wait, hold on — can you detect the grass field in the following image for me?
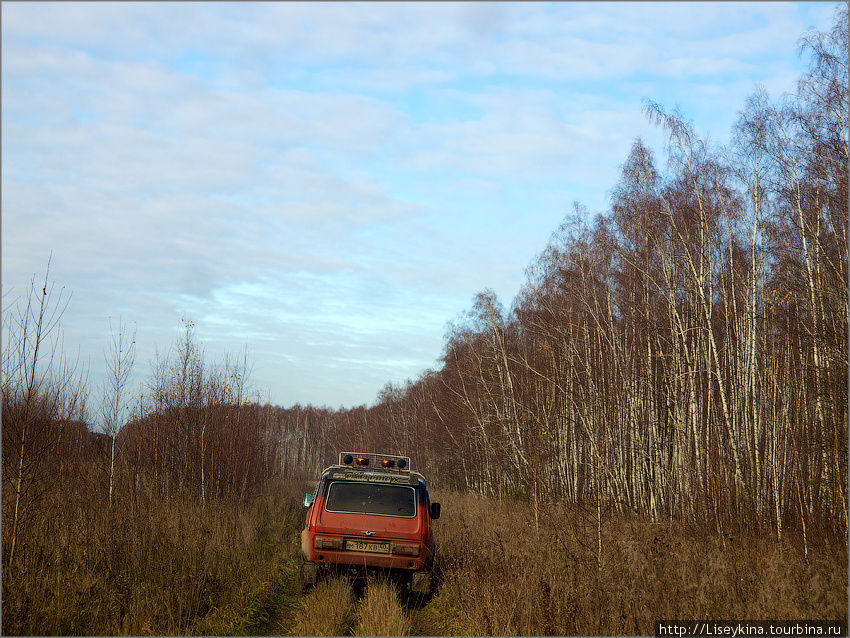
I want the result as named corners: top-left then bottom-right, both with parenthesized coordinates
top-left (3, 484), bottom-right (846, 635)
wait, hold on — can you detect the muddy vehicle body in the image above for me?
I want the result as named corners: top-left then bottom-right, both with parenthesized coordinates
top-left (299, 452), bottom-right (440, 595)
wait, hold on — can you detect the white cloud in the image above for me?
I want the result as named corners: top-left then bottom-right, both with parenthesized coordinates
top-left (2, 1), bottom-right (839, 409)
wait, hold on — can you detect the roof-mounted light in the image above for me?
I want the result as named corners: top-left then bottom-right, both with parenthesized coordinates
top-left (337, 452), bottom-right (412, 471)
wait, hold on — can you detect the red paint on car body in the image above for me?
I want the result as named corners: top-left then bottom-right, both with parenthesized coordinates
top-left (300, 454), bottom-right (438, 574)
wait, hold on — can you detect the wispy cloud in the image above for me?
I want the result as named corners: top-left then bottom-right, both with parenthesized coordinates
top-left (2, 1), bottom-right (839, 411)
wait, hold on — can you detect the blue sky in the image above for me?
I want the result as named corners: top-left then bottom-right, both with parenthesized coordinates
top-left (2, 1), bottom-right (840, 415)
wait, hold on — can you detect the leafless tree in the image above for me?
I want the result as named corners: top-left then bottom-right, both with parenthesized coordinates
top-left (101, 317), bottom-right (136, 507)
top-left (2, 257), bottom-right (72, 571)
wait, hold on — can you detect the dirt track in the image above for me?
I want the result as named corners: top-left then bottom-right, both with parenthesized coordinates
top-left (284, 572), bottom-right (438, 636)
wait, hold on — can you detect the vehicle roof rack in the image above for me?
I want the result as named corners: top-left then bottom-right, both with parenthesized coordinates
top-left (337, 452), bottom-right (411, 471)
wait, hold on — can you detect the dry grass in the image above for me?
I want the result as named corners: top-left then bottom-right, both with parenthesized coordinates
top-left (290, 575), bottom-right (354, 636)
top-left (426, 490), bottom-right (848, 636)
top-left (352, 578), bottom-right (411, 637)
top-left (1, 478), bottom-right (305, 636)
top-left (4, 479), bottom-right (844, 636)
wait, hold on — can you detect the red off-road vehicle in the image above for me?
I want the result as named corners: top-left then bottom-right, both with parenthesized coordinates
top-left (299, 452), bottom-right (441, 596)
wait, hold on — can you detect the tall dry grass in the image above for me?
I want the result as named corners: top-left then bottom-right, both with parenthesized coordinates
top-left (352, 578), bottom-right (411, 637)
top-left (1, 478), bottom-right (305, 636)
top-left (4, 476), bottom-right (844, 636)
top-left (290, 575), bottom-right (412, 637)
top-left (426, 490), bottom-right (848, 636)
top-left (290, 575), bottom-right (354, 636)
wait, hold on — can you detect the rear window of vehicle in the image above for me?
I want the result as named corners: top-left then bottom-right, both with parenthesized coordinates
top-left (325, 482), bottom-right (416, 517)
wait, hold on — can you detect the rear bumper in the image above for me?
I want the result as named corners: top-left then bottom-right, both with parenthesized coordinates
top-left (307, 547), bottom-right (426, 570)
top-left (301, 528), bottom-right (433, 571)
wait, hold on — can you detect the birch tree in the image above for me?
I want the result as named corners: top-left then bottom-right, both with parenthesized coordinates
top-left (2, 258), bottom-right (72, 572)
top-left (101, 317), bottom-right (136, 508)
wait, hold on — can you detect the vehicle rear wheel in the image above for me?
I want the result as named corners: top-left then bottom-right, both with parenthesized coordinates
top-left (410, 571), bottom-right (430, 594)
top-left (404, 570), bottom-right (432, 607)
top-left (299, 561), bottom-right (318, 592)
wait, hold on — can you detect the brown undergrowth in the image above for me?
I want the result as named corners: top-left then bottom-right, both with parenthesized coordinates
top-left (352, 577), bottom-right (412, 637)
top-left (3, 483), bottom-right (845, 636)
top-left (290, 575), bottom-right (354, 636)
top-left (1, 477), bottom-right (304, 636)
top-left (292, 574), bottom-right (412, 637)
top-left (426, 490), bottom-right (848, 636)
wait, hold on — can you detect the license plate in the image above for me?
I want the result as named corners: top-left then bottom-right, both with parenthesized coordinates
top-left (345, 539), bottom-right (390, 553)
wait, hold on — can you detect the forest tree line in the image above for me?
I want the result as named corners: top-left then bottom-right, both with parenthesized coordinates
top-left (2, 8), bottom-right (846, 578)
top-left (273, 9), bottom-right (848, 540)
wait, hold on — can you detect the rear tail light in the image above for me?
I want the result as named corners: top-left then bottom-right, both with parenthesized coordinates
top-left (381, 459), bottom-right (396, 468)
top-left (314, 537), bottom-right (344, 549)
top-left (356, 457), bottom-right (370, 466)
top-left (391, 543), bottom-right (420, 556)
